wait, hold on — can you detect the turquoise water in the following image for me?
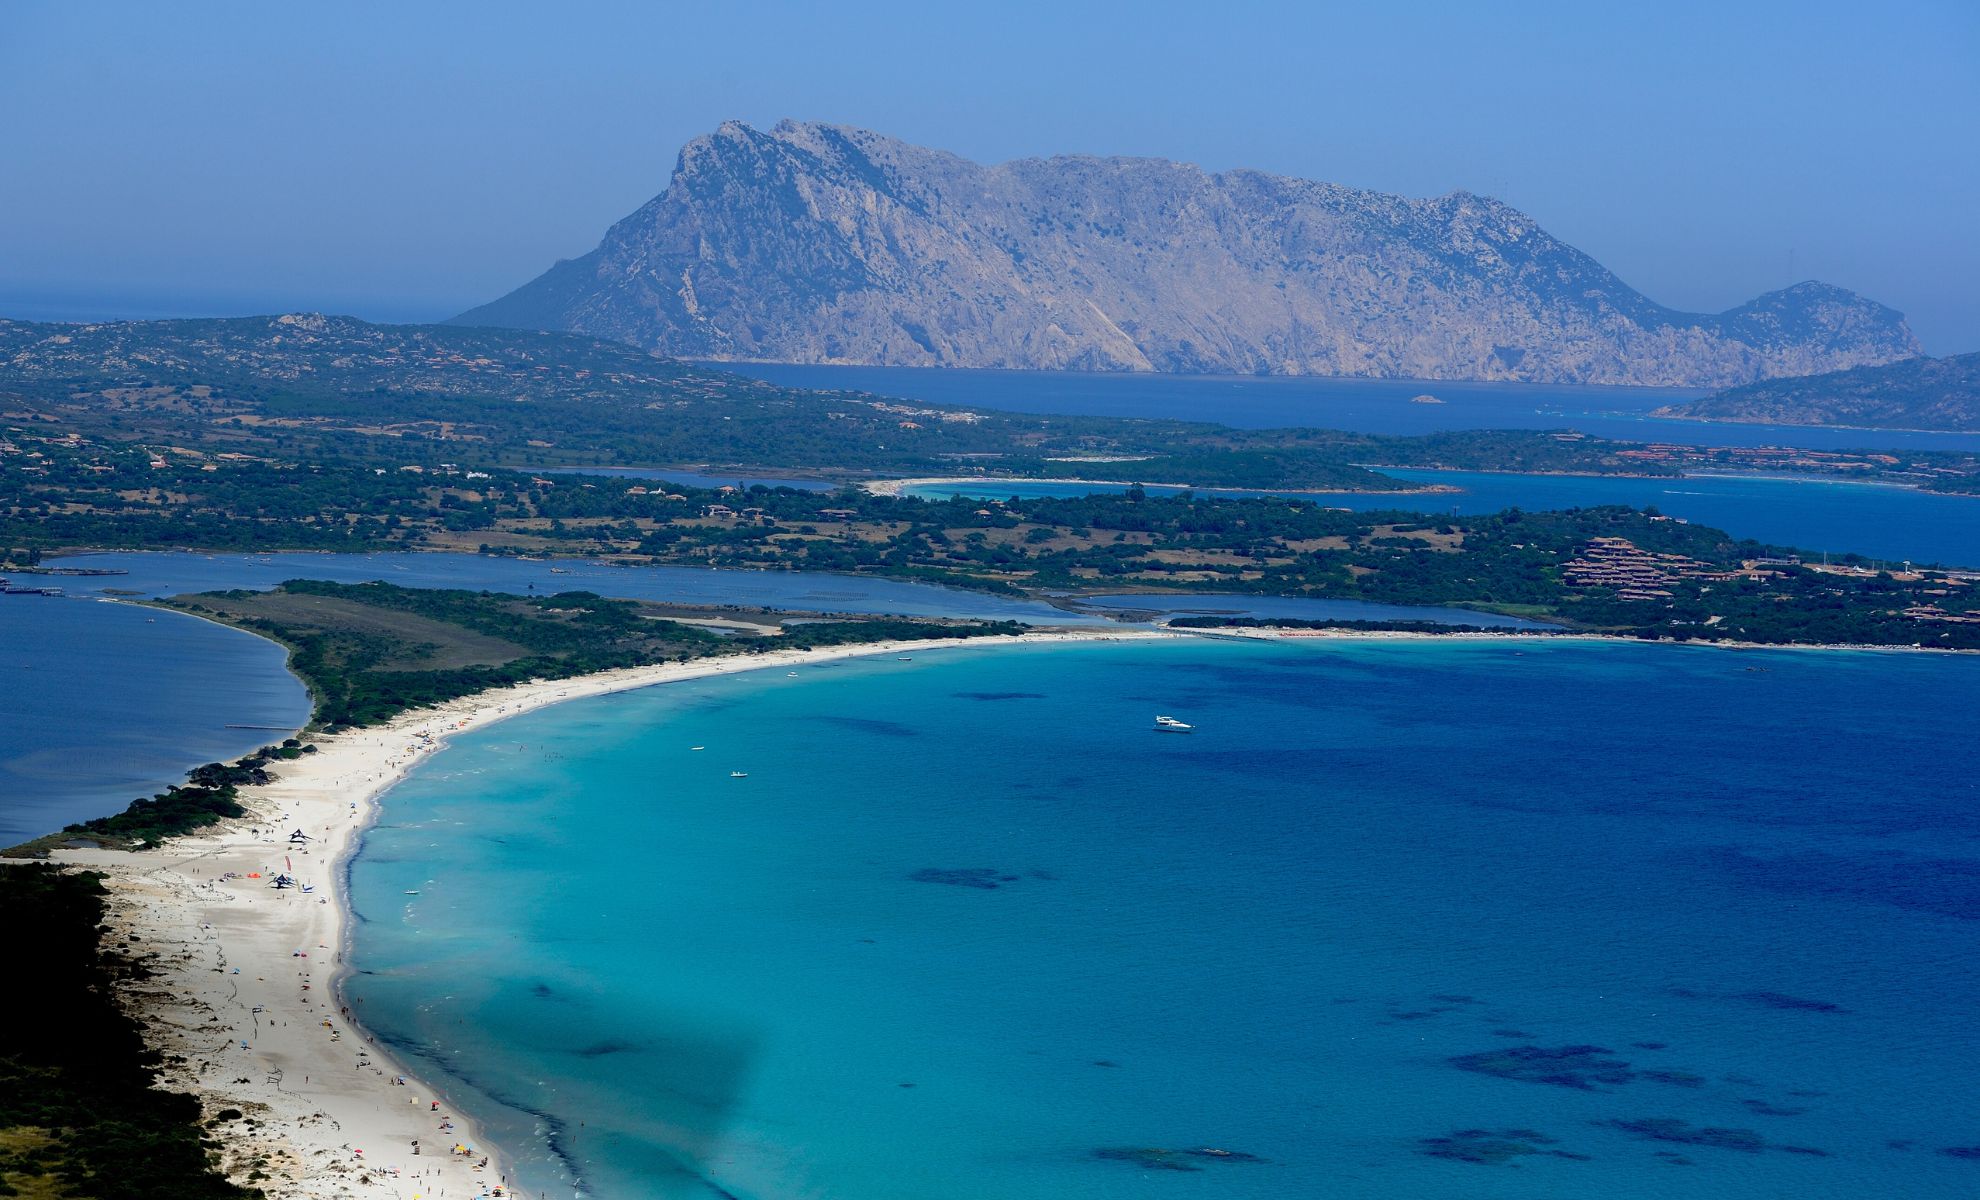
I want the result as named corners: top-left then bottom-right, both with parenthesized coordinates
top-left (348, 638), bottom-right (1980, 1198)
top-left (906, 471), bottom-right (1980, 568)
top-left (0, 598), bottom-right (309, 843)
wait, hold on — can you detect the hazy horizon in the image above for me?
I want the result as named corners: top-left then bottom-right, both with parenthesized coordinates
top-left (3, 1), bottom-right (1974, 353)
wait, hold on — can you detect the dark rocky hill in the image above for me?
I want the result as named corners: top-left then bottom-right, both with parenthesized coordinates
top-left (1659, 352), bottom-right (1980, 431)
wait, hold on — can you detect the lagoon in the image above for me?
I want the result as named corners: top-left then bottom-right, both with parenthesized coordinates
top-left (41, 551), bottom-right (1103, 625)
top-left (0, 598), bottom-right (309, 844)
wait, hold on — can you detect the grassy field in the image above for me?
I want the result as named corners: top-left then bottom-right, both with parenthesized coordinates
top-left (176, 589), bottom-right (536, 671)
top-left (161, 580), bottom-right (1028, 731)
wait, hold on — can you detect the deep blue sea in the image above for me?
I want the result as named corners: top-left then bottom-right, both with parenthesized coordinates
top-left (0, 598), bottom-right (309, 844)
top-left (725, 363), bottom-right (1980, 453)
top-left (906, 471), bottom-right (1980, 569)
top-left (348, 637), bottom-right (1980, 1199)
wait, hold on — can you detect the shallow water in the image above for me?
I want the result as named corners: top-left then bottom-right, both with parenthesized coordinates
top-left (348, 637), bottom-right (1980, 1198)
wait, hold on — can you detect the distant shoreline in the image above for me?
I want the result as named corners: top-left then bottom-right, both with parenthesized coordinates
top-left (863, 474), bottom-right (1456, 497)
top-left (1648, 408), bottom-right (1980, 438)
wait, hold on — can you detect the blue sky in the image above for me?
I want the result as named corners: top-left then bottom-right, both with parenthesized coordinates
top-left (2, 0), bottom-right (1974, 352)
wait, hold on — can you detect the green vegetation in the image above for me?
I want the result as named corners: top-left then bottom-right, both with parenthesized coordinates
top-left (163, 581), bottom-right (1022, 730)
top-left (0, 314), bottom-right (1684, 489)
top-left (1669, 350), bottom-right (1980, 435)
top-left (0, 864), bottom-right (260, 1199)
top-left (3, 586), bottom-right (1018, 857)
top-left (16, 312), bottom-right (1968, 494)
top-left (7, 743), bottom-right (315, 857)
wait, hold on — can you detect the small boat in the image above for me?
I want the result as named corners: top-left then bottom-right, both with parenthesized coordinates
top-left (690, 745), bottom-right (705, 751)
top-left (898, 656), bottom-right (913, 662)
top-left (404, 890), bottom-right (421, 895)
top-left (787, 671), bottom-right (799, 677)
top-left (1154, 715), bottom-right (1193, 732)
top-left (730, 771), bottom-right (749, 779)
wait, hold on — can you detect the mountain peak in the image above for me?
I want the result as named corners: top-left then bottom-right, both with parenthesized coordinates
top-left (453, 122), bottom-right (1919, 386)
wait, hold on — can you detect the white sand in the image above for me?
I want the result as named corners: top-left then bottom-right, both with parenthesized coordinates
top-left (45, 630), bottom-right (1164, 1199)
top-left (861, 475), bottom-right (1452, 497)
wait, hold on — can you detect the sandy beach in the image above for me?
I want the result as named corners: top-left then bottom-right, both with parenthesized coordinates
top-left (45, 629), bottom-right (1164, 1199)
top-left (861, 474), bottom-right (1454, 497)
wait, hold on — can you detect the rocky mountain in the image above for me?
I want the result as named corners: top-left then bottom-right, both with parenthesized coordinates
top-left (1659, 352), bottom-right (1980, 432)
top-left (454, 120), bottom-right (1920, 387)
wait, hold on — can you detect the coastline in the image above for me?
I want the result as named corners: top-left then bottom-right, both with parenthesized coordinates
top-left (863, 474), bottom-right (1455, 497)
top-left (40, 629), bottom-right (1169, 1199)
top-left (1193, 624), bottom-right (1979, 654)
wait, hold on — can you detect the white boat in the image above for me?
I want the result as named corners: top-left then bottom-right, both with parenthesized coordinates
top-left (1154, 715), bottom-right (1193, 732)
top-left (730, 771), bottom-right (748, 778)
top-left (690, 746), bottom-right (705, 751)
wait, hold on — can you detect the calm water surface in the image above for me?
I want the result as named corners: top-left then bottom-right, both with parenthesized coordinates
top-left (0, 598), bottom-right (309, 843)
top-left (348, 638), bottom-right (1980, 1199)
top-left (43, 551), bottom-right (1102, 624)
top-left (726, 363), bottom-right (1980, 453)
top-left (906, 471), bottom-right (1980, 568)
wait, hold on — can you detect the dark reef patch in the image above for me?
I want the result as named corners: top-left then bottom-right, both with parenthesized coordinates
top-left (814, 715), bottom-right (919, 737)
top-left (1092, 1146), bottom-right (1265, 1172)
top-left (1449, 1045), bottom-right (1635, 1090)
top-left (909, 867), bottom-right (1023, 889)
top-left (1418, 1128), bottom-right (1588, 1165)
top-left (1670, 985), bottom-right (1847, 1013)
top-left (1639, 1069), bottom-right (1706, 1088)
top-left (1740, 1099), bottom-right (1810, 1117)
top-left (1941, 1146), bottom-right (1980, 1160)
top-left (573, 1039), bottom-right (641, 1058)
top-left (1598, 1118), bottom-right (1829, 1157)
top-left (1705, 846), bottom-right (1980, 921)
top-left (1599, 1118), bottom-right (1765, 1153)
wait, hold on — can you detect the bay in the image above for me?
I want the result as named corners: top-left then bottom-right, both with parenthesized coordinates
top-left (347, 637), bottom-right (1980, 1199)
top-left (726, 362), bottom-right (1980, 453)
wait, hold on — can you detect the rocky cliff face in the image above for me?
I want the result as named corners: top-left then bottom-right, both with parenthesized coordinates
top-left (454, 120), bottom-right (1920, 387)
top-left (1660, 352), bottom-right (1980, 431)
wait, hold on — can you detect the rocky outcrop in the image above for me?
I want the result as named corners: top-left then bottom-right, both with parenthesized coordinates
top-left (454, 120), bottom-right (1920, 387)
top-left (1659, 352), bottom-right (1980, 431)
